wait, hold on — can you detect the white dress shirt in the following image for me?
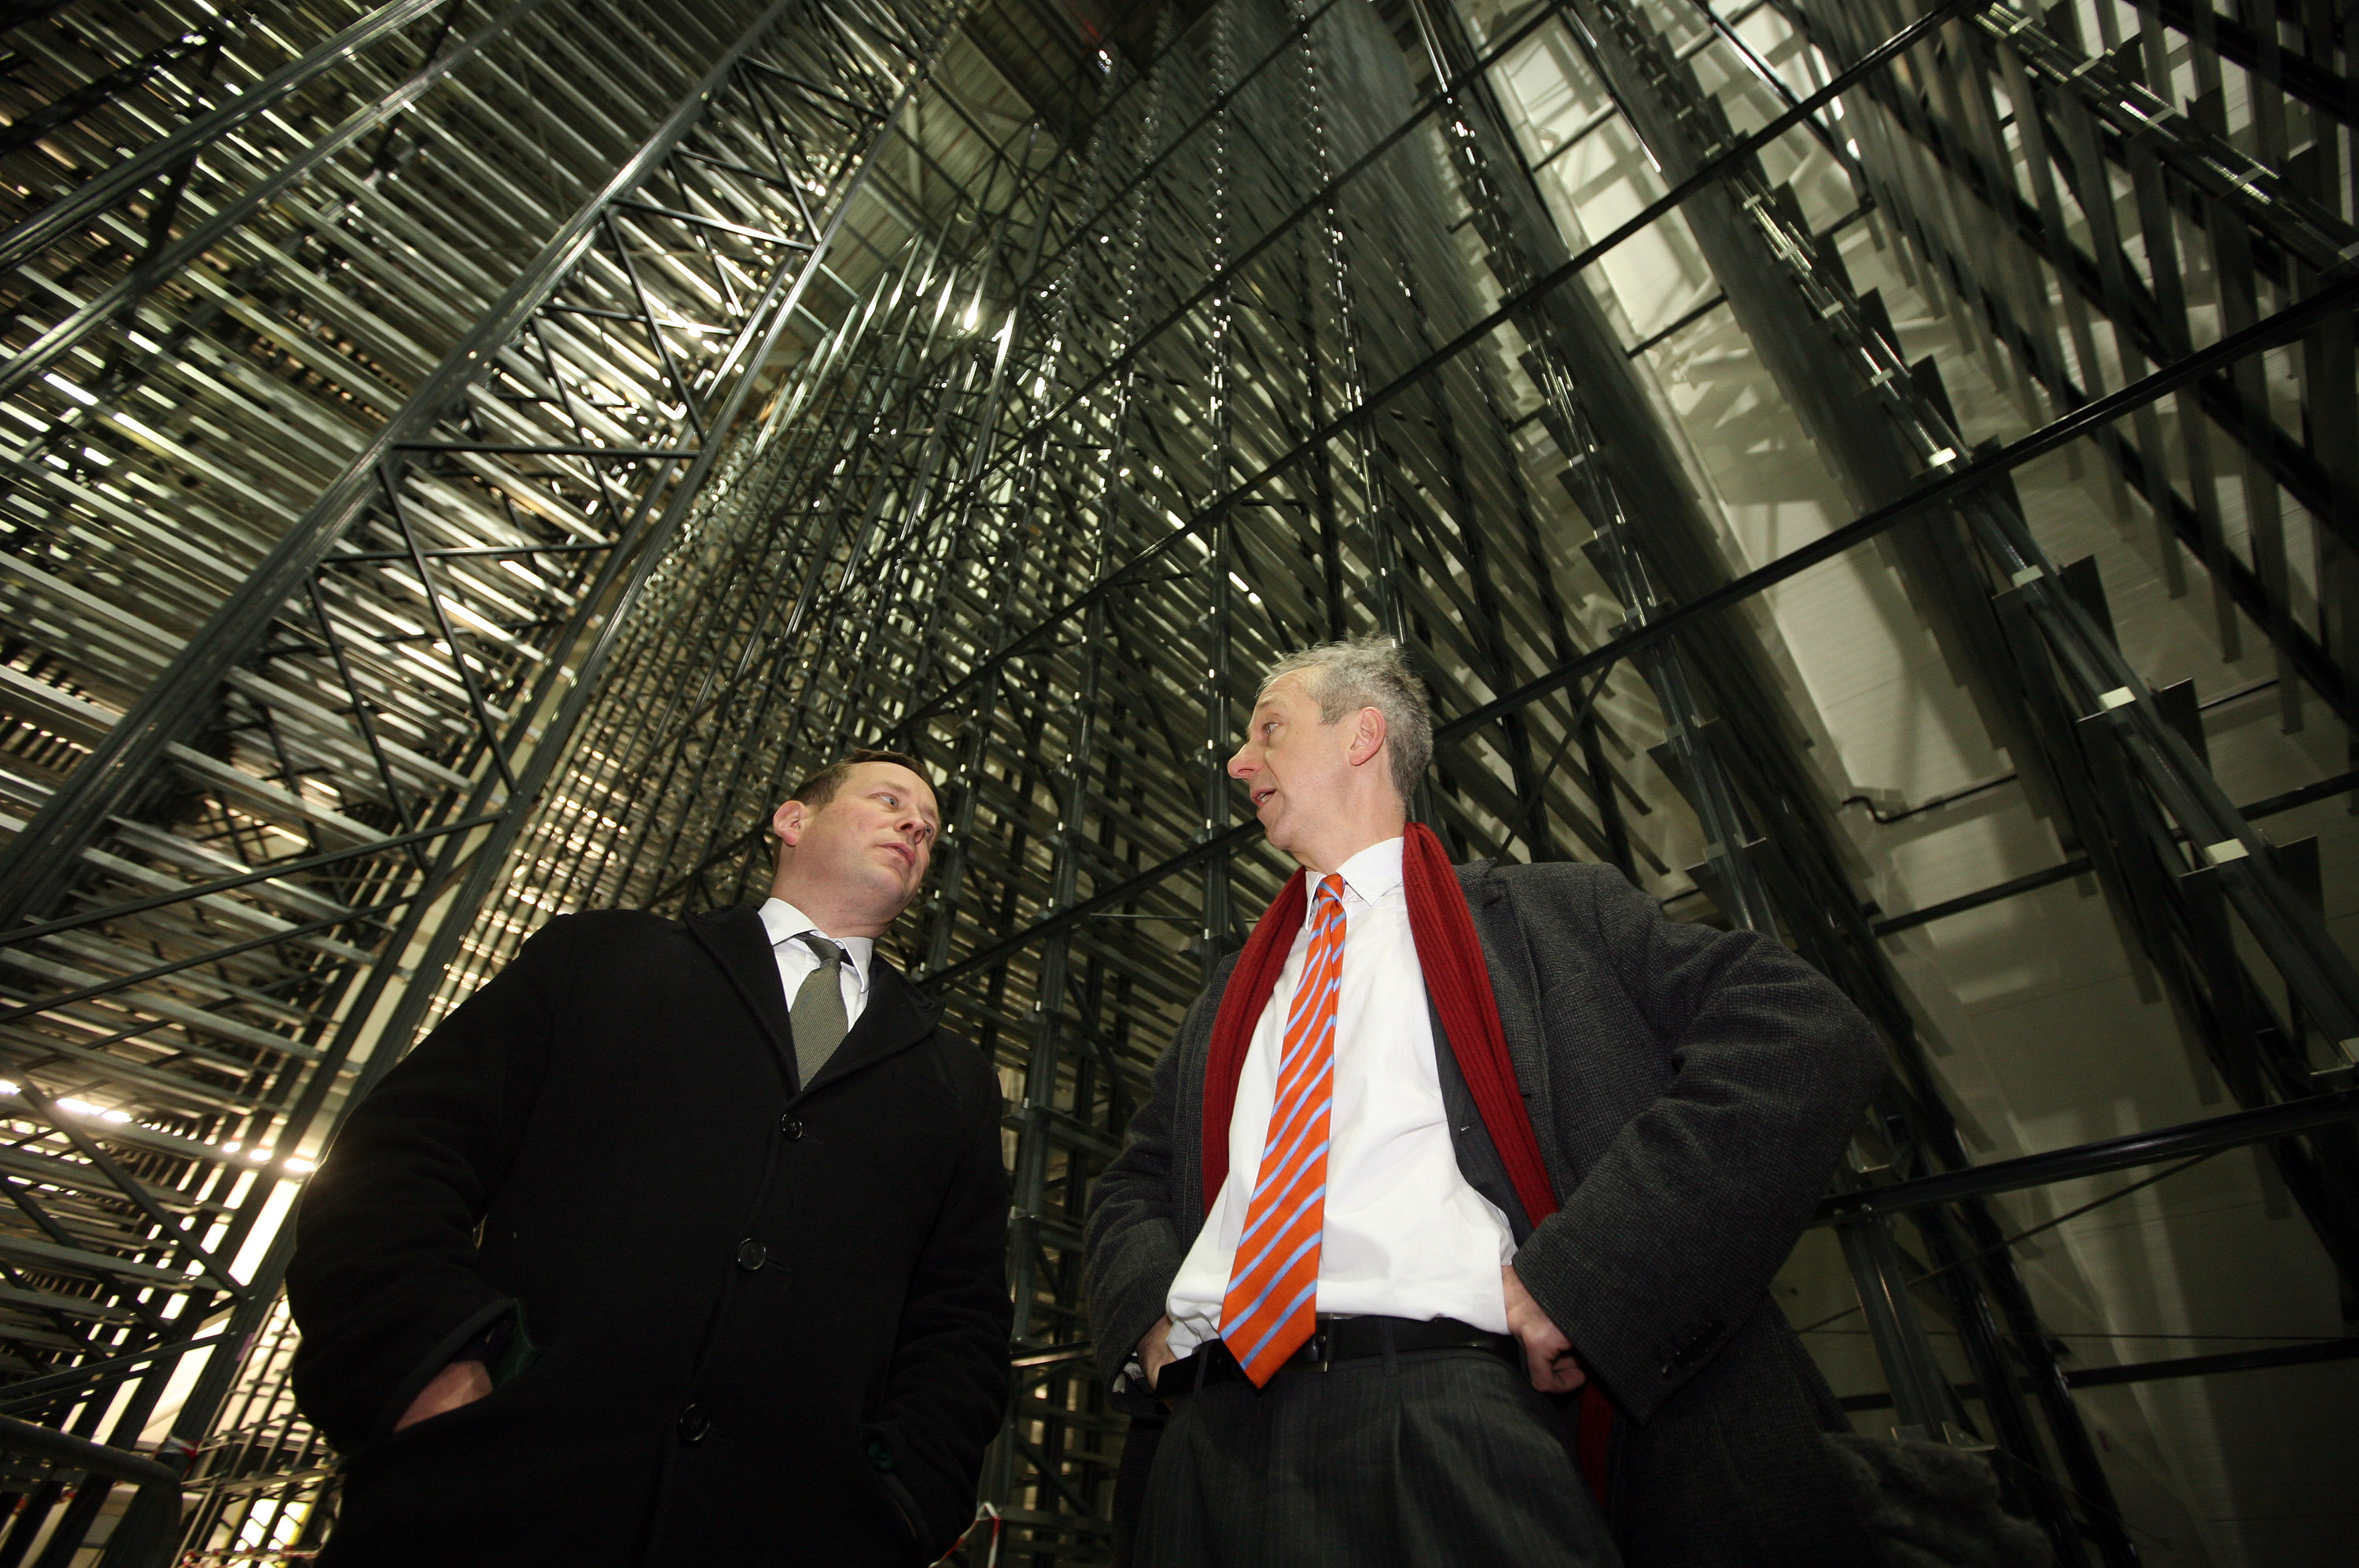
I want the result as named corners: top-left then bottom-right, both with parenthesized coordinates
top-left (1163, 837), bottom-right (1514, 1357)
top-left (757, 897), bottom-right (874, 1028)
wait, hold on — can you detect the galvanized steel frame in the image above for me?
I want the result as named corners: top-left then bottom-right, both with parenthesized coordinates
top-left (0, 0), bottom-right (2352, 1562)
top-left (0, 0), bottom-right (980, 1555)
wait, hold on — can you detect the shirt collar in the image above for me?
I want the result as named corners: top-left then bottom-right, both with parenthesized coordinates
top-left (1327, 835), bottom-right (1405, 906)
top-left (757, 897), bottom-right (874, 993)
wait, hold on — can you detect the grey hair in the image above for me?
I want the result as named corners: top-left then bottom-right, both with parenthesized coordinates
top-left (1258, 635), bottom-right (1433, 804)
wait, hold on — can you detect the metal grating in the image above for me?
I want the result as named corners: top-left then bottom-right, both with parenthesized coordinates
top-left (0, 0), bottom-right (2350, 1560)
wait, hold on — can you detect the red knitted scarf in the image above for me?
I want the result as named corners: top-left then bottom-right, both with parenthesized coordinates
top-left (1198, 823), bottom-right (1614, 1500)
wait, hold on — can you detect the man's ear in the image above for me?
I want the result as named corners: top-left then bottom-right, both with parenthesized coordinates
top-left (771, 798), bottom-right (804, 848)
top-left (1347, 705), bottom-right (1389, 770)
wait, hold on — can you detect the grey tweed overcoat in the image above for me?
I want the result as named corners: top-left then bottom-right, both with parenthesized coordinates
top-left (1085, 859), bottom-right (1889, 1568)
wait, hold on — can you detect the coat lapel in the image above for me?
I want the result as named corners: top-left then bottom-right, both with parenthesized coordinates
top-left (1457, 862), bottom-right (1574, 1196)
top-left (1168, 953), bottom-right (1237, 1248)
top-left (686, 904), bottom-right (797, 1089)
top-left (797, 958), bottom-right (940, 1101)
top-left (688, 907), bottom-right (944, 1099)
top-left (1427, 992), bottom-right (1534, 1242)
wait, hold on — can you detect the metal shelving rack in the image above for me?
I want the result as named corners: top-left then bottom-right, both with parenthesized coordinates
top-left (0, 0), bottom-right (2350, 1560)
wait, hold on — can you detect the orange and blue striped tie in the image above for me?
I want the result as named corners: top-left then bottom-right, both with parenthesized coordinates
top-left (1221, 874), bottom-right (1347, 1386)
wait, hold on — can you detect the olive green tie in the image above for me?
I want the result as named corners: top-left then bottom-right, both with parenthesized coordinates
top-left (790, 934), bottom-right (849, 1088)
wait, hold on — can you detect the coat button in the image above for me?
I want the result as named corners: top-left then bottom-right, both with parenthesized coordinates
top-left (676, 1404), bottom-right (709, 1444)
top-left (779, 1114), bottom-right (804, 1139)
top-left (735, 1239), bottom-right (767, 1271)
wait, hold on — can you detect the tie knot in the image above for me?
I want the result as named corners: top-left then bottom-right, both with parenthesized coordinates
top-left (800, 933), bottom-right (844, 966)
top-left (1315, 874), bottom-right (1345, 904)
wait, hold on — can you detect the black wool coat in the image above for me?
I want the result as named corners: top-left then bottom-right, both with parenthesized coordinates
top-left (288, 904), bottom-right (1012, 1567)
top-left (1085, 860), bottom-right (1889, 1568)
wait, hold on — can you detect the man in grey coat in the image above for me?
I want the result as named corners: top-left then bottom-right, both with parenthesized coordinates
top-left (1084, 636), bottom-right (1889, 1568)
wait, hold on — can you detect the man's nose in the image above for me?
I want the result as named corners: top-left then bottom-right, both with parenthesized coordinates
top-left (1225, 745), bottom-right (1253, 779)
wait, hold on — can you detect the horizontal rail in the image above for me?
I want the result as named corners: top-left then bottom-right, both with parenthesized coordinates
top-left (0, 0), bottom-right (805, 937)
top-left (0, 1414), bottom-right (178, 1489)
top-left (0, 814), bottom-right (501, 951)
top-left (1835, 1334), bottom-right (2359, 1410)
top-left (893, 0), bottom-right (2004, 736)
top-left (0, 1414), bottom-right (179, 1567)
top-left (1869, 768), bottom-right (2359, 937)
top-left (0, 1333), bottom-right (230, 1414)
top-left (0, 0), bottom-right (451, 275)
top-left (919, 267), bottom-right (2359, 996)
top-left (392, 443), bottom-right (701, 458)
top-left (1817, 1090), bottom-right (2359, 1222)
top-left (0, 0), bottom-right (555, 406)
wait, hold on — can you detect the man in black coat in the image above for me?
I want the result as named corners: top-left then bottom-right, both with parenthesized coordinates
top-left (289, 749), bottom-right (1012, 1567)
top-left (1084, 639), bottom-right (1890, 1567)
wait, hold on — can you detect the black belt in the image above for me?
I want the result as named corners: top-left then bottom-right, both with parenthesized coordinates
top-left (1157, 1316), bottom-right (1518, 1397)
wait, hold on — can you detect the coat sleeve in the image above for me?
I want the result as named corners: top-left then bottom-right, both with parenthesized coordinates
top-left (286, 916), bottom-right (572, 1450)
top-left (1507, 867), bottom-right (1886, 1423)
top-left (862, 1041), bottom-right (1014, 1559)
top-left (1081, 985), bottom-right (1207, 1396)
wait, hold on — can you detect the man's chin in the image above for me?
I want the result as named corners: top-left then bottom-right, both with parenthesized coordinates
top-left (1256, 808), bottom-right (1299, 855)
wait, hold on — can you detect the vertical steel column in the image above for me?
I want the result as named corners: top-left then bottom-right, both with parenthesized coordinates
top-left (999, 11), bottom-right (1176, 1525)
top-left (1202, 3), bottom-right (1242, 981)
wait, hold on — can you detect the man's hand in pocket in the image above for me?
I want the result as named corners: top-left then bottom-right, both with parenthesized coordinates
top-left (396, 1359), bottom-right (492, 1430)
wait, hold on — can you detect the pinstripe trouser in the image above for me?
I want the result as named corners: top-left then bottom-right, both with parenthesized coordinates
top-left (1134, 1347), bottom-right (1625, 1568)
